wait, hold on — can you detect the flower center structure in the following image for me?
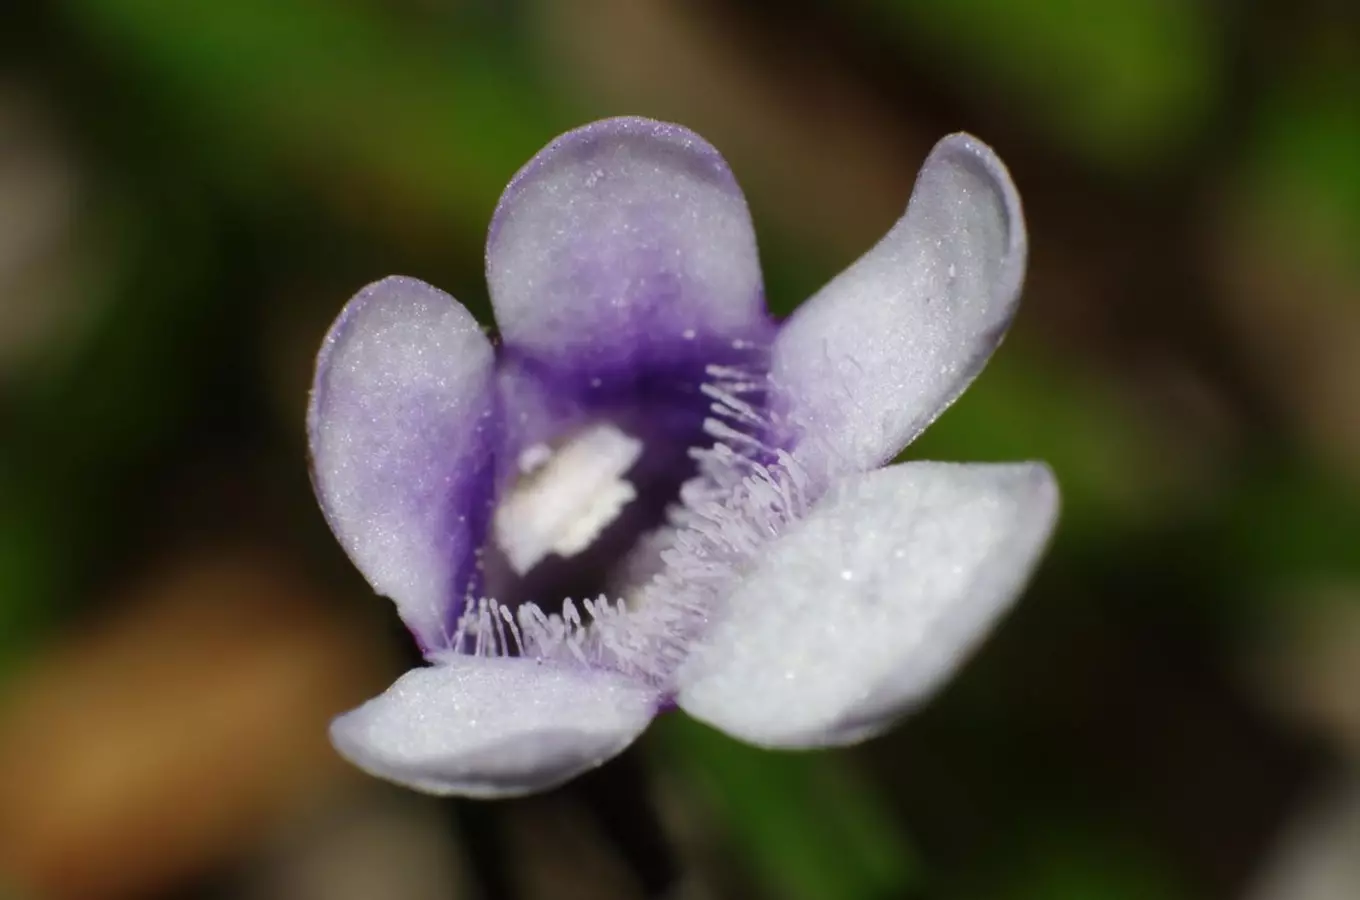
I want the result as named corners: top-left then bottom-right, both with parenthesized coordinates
top-left (451, 347), bottom-right (795, 687)
top-left (493, 423), bottom-right (644, 576)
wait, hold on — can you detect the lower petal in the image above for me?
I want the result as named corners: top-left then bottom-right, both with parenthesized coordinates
top-left (330, 656), bottom-right (660, 798)
top-left (676, 461), bottom-right (1057, 749)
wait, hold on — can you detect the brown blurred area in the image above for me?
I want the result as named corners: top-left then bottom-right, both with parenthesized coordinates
top-left (0, 550), bottom-right (383, 898)
top-left (1, 1), bottom-right (1359, 899)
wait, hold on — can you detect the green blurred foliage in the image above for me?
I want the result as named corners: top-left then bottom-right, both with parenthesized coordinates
top-left (66, 0), bottom-right (561, 238)
top-left (654, 716), bottom-right (919, 900)
top-left (1000, 825), bottom-right (1193, 900)
top-left (853, 0), bottom-right (1223, 170)
top-left (1248, 60), bottom-right (1360, 246)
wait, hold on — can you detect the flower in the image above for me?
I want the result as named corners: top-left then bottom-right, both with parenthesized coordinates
top-left (308, 117), bottom-right (1058, 798)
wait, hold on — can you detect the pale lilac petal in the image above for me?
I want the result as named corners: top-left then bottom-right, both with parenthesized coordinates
top-left (773, 134), bottom-right (1027, 479)
top-left (486, 117), bottom-right (769, 369)
top-left (308, 276), bottom-right (499, 651)
top-left (677, 461), bottom-right (1057, 748)
top-left (330, 657), bottom-right (660, 798)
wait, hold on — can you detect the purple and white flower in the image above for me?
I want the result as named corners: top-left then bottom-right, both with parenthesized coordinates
top-left (308, 117), bottom-right (1058, 798)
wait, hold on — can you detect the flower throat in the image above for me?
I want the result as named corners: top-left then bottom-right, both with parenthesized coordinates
top-left (442, 358), bottom-right (809, 686)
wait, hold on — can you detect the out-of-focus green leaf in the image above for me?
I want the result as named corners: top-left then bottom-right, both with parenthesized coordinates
top-left (653, 715), bottom-right (918, 900)
top-left (850, 0), bottom-right (1221, 170)
top-left (63, 0), bottom-right (564, 239)
top-left (1247, 63), bottom-right (1360, 249)
top-left (1219, 464), bottom-right (1360, 589)
top-left (0, 470), bottom-right (65, 675)
top-left (1212, 58), bottom-right (1360, 595)
top-left (19, 189), bottom-right (207, 475)
top-left (999, 823), bottom-right (1192, 900)
top-left (909, 345), bottom-right (1174, 539)
top-left (0, 190), bottom-right (160, 673)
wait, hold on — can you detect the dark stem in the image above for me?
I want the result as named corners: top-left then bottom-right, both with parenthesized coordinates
top-left (569, 748), bottom-right (682, 899)
top-left (449, 799), bottom-right (516, 900)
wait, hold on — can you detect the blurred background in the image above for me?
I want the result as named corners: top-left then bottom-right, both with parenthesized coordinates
top-left (1, 1), bottom-right (1358, 898)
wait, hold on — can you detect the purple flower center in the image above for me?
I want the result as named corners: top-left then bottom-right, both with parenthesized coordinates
top-left (449, 324), bottom-right (781, 659)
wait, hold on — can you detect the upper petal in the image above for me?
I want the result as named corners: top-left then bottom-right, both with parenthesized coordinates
top-left (772, 134), bottom-right (1027, 479)
top-left (677, 461), bottom-right (1057, 749)
top-left (308, 276), bottom-right (500, 651)
top-left (486, 117), bottom-right (769, 367)
top-left (330, 656), bottom-right (660, 798)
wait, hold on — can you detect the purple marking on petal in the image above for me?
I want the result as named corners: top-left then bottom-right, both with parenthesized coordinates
top-left (308, 276), bottom-right (504, 652)
top-left (483, 329), bottom-right (777, 609)
top-left (432, 416), bottom-right (502, 647)
top-left (494, 326), bottom-right (774, 453)
top-left (486, 117), bottom-right (771, 367)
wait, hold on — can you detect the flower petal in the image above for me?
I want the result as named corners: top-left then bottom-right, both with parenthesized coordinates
top-left (308, 276), bottom-right (500, 651)
top-left (330, 656), bottom-right (660, 798)
top-left (486, 117), bottom-right (769, 367)
top-left (677, 461), bottom-right (1057, 748)
top-left (772, 134), bottom-right (1027, 478)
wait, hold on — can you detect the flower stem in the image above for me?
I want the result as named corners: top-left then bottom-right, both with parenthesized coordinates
top-left (570, 749), bottom-right (681, 898)
top-left (450, 799), bottom-right (515, 900)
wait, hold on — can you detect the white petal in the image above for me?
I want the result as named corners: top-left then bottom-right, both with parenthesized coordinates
top-left (486, 117), bottom-right (769, 366)
top-left (773, 134), bottom-right (1027, 478)
top-left (331, 656), bottom-right (660, 798)
top-left (677, 461), bottom-right (1057, 748)
top-left (308, 276), bottom-right (499, 650)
